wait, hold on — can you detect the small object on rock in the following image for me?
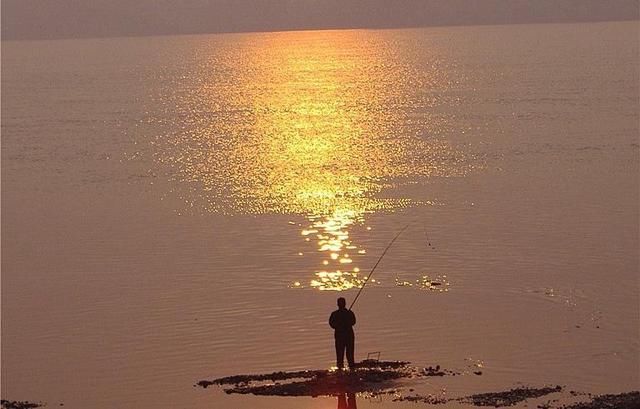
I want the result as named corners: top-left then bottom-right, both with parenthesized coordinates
top-left (423, 365), bottom-right (446, 376)
top-left (474, 370), bottom-right (483, 375)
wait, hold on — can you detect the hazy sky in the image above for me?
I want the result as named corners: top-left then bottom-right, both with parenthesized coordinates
top-left (2, 0), bottom-right (638, 40)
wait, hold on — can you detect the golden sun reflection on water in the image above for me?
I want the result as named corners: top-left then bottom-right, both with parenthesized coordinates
top-left (155, 31), bottom-right (478, 290)
top-left (305, 210), bottom-right (364, 291)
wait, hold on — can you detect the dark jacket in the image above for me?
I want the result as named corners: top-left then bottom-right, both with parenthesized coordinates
top-left (329, 308), bottom-right (356, 337)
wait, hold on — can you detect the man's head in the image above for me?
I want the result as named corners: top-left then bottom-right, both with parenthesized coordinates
top-left (337, 297), bottom-right (346, 309)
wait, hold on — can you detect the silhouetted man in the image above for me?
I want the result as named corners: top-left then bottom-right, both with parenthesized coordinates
top-left (329, 297), bottom-right (356, 369)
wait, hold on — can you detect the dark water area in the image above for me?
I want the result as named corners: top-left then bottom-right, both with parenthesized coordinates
top-left (2, 21), bottom-right (638, 408)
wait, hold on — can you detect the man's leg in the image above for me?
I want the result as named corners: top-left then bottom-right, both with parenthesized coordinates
top-left (335, 337), bottom-right (346, 369)
top-left (337, 393), bottom-right (347, 409)
top-left (347, 393), bottom-right (357, 409)
top-left (346, 334), bottom-right (355, 368)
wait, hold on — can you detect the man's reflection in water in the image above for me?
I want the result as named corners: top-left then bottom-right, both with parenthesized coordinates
top-left (337, 393), bottom-right (357, 409)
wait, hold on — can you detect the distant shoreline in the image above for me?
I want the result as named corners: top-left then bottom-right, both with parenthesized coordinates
top-left (2, 17), bottom-right (637, 43)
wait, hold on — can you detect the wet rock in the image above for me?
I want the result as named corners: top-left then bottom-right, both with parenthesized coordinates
top-left (422, 364), bottom-right (459, 377)
top-left (423, 366), bottom-right (445, 376)
top-left (456, 385), bottom-right (563, 407)
top-left (393, 386), bottom-right (564, 407)
top-left (0, 401), bottom-right (41, 409)
top-left (393, 394), bottom-right (448, 404)
top-left (226, 369), bottom-right (405, 396)
top-left (196, 380), bottom-right (215, 389)
top-left (558, 391), bottom-right (640, 409)
top-left (198, 360), bottom-right (413, 397)
top-left (355, 359), bottom-right (411, 370)
top-left (208, 369), bottom-right (322, 386)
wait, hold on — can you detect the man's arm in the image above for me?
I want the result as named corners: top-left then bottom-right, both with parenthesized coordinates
top-left (350, 311), bottom-right (356, 326)
top-left (329, 311), bottom-right (336, 328)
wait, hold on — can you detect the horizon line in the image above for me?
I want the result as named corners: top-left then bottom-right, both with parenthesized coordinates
top-left (2, 16), bottom-right (638, 43)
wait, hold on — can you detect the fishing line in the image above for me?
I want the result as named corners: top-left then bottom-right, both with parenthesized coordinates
top-left (424, 222), bottom-right (433, 248)
top-left (349, 224), bottom-right (409, 310)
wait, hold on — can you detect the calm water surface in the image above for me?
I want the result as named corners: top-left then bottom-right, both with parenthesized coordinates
top-left (2, 22), bottom-right (638, 409)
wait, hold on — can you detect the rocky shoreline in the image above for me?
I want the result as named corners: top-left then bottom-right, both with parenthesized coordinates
top-left (197, 360), bottom-right (640, 408)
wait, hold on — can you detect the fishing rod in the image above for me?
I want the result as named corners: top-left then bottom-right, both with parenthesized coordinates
top-left (349, 224), bottom-right (409, 310)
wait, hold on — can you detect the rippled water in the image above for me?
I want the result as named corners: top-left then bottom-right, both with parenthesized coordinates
top-left (149, 29), bottom-right (481, 291)
top-left (2, 22), bottom-right (638, 409)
